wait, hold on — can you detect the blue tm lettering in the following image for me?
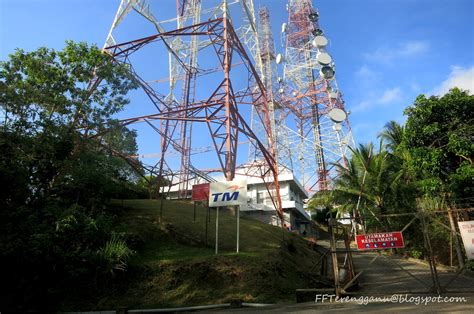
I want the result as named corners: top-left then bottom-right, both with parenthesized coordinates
top-left (222, 191), bottom-right (239, 201)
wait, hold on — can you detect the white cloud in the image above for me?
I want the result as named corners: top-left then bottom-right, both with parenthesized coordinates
top-left (352, 100), bottom-right (371, 112)
top-left (356, 65), bottom-right (375, 78)
top-left (351, 87), bottom-right (402, 112)
top-left (364, 40), bottom-right (430, 64)
top-left (399, 41), bottom-right (429, 56)
top-left (379, 87), bottom-right (402, 104)
top-left (431, 66), bottom-right (474, 95)
top-left (355, 65), bottom-right (379, 82)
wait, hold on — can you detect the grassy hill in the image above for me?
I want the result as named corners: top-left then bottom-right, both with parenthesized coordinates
top-left (63, 199), bottom-right (326, 310)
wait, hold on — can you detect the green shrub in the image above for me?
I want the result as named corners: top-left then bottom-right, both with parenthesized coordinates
top-left (466, 260), bottom-right (474, 271)
top-left (409, 249), bottom-right (423, 259)
top-left (96, 234), bottom-right (134, 276)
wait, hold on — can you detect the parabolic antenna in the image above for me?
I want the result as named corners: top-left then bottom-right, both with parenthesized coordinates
top-left (312, 29), bottom-right (323, 36)
top-left (281, 23), bottom-right (287, 33)
top-left (320, 65), bottom-right (335, 79)
top-left (309, 12), bottom-right (319, 21)
top-left (328, 108), bottom-right (347, 123)
top-left (312, 36), bottom-right (328, 48)
top-left (276, 53), bottom-right (283, 64)
top-left (316, 52), bottom-right (332, 65)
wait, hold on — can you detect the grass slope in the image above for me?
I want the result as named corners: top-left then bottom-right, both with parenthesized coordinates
top-left (66, 199), bottom-right (324, 310)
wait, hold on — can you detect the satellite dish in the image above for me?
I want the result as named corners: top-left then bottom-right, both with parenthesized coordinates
top-left (277, 76), bottom-right (283, 83)
top-left (328, 108), bottom-right (347, 123)
top-left (316, 52), bottom-right (332, 65)
top-left (309, 12), bottom-right (319, 21)
top-left (281, 23), bottom-right (287, 33)
top-left (312, 36), bottom-right (328, 48)
top-left (278, 88), bottom-right (284, 94)
top-left (312, 29), bottom-right (324, 37)
top-left (320, 65), bottom-right (335, 79)
top-left (276, 53), bottom-right (283, 64)
top-left (292, 91), bottom-right (297, 97)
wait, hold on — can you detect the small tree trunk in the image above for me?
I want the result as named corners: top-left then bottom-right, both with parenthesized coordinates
top-left (447, 206), bottom-right (465, 269)
top-left (420, 212), bottom-right (442, 294)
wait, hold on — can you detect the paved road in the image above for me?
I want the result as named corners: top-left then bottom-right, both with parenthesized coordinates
top-left (211, 240), bottom-right (474, 312)
top-left (209, 249), bottom-right (474, 313)
top-left (314, 238), bottom-right (474, 294)
top-left (352, 251), bottom-right (474, 294)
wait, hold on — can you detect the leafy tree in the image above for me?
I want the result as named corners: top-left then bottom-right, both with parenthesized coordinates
top-left (403, 88), bottom-right (473, 199)
top-left (1, 41), bottom-right (138, 203)
top-left (136, 175), bottom-right (172, 199)
top-left (0, 41), bottom-right (138, 310)
top-left (402, 88), bottom-right (473, 267)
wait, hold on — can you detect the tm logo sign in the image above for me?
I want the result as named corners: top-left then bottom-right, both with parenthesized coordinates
top-left (209, 181), bottom-right (247, 207)
top-left (211, 191), bottom-right (239, 202)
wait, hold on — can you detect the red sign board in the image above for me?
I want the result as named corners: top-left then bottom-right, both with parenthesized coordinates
top-left (356, 231), bottom-right (405, 250)
top-left (192, 183), bottom-right (210, 201)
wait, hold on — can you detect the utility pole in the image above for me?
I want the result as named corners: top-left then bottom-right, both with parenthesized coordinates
top-left (215, 206), bottom-right (219, 255)
top-left (236, 205), bottom-right (240, 253)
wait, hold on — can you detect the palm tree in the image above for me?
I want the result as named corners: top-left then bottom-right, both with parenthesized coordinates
top-left (379, 120), bottom-right (405, 153)
top-left (332, 142), bottom-right (400, 231)
top-left (379, 120), bottom-right (418, 187)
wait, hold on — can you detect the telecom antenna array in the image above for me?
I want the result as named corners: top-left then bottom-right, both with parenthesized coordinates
top-left (279, 0), bottom-right (354, 192)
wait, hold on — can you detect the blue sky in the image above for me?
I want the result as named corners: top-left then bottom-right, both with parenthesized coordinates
top-left (1, 0), bottom-right (473, 163)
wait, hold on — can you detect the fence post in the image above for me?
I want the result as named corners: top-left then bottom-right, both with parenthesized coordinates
top-left (329, 218), bottom-right (341, 296)
top-left (447, 205), bottom-right (465, 269)
top-left (420, 212), bottom-right (442, 294)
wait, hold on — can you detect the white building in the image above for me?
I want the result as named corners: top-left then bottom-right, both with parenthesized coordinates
top-left (237, 171), bottom-right (311, 233)
top-left (166, 168), bottom-right (312, 233)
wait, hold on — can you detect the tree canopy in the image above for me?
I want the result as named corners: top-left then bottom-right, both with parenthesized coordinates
top-left (403, 88), bottom-right (473, 199)
top-left (0, 42), bottom-right (141, 310)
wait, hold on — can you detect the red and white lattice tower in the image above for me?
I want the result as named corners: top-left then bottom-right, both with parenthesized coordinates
top-left (280, 0), bottom-right (354, 192)
top-left (249, 7), bottom-right (294, 173)
top-left (95, 0), bottom-right (286, 222)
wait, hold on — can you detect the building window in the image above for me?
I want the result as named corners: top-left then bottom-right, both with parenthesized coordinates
top-left (257, 192), bottom-right (264, 204)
